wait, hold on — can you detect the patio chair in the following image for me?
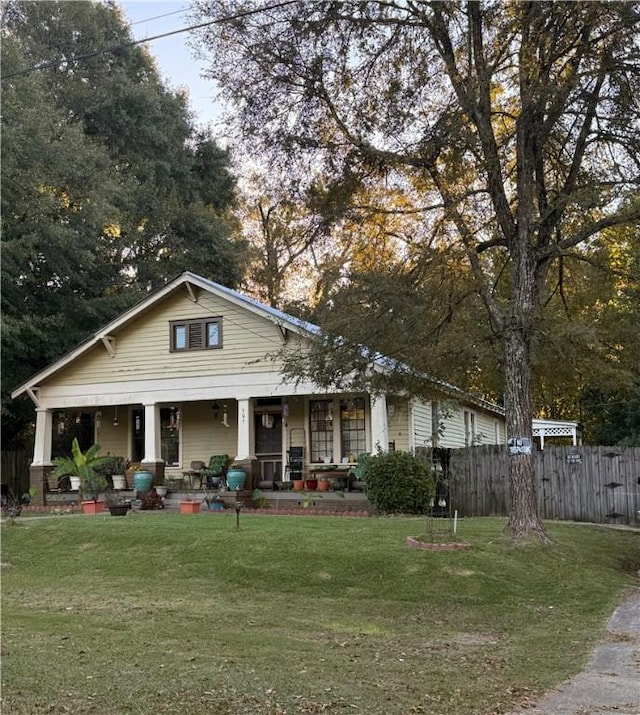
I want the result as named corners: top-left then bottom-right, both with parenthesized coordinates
top-left (203, 455), bottom-right (229, 489)
top-left (182, 460), bottom-right (206, 488)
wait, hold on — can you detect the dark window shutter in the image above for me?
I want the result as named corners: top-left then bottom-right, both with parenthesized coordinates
top-left (188, 322), bottom-right (204, 349)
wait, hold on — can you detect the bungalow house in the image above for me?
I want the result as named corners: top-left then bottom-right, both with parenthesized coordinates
top-left (11, 272), bottom-right (507, 504)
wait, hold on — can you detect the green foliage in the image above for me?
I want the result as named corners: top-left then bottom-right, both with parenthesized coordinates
top-left (195, 1), bottom-right (640, 537)
top-left (363, 450), bottom-right (435, 515)
top-left (52, 438), bottom-right (111, 501)
top-left (1, 0), bottom-right (247, 446)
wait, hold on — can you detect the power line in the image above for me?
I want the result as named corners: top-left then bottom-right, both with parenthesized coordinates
top-left (0, 0), bottom-right (298, 82)
top-left (129, 8), bottom-right (189, 27)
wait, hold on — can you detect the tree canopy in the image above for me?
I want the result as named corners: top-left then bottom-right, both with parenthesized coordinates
top-left (193, 0), bottom-right (640, 538)
top-left (1, 0), bottom-right (246, 446)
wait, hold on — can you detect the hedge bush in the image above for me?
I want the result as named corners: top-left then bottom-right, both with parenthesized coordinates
top-left (362, 450), bottom-right (436, 514)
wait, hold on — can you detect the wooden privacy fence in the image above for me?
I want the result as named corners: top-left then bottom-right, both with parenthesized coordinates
top-left (1, 450), bottom-right (32, 500)
top-left (446, 445), bottom-right (640, 526)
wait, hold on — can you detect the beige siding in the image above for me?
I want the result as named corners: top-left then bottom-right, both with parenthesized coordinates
top-left (475, 411), bottom-right (503, 446)
top-left (171, 401), bottom-right (239, 476)
top-left (440, 405), bottom-right (466, 448)
top-left (410, 399), bottom-right (432, 451)
top-left (47, 290), bottom-right (286, 388)
top-left (440, 404), bottom-right (505, 448)
top-left (96, 407), bottom-right (129, 459)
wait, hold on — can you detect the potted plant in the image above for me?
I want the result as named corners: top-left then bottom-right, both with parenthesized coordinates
top-left (318, 477), bottom-right (331, 492)
top-left (111, 457), bottom-right (128, 490)
top-left (225, 463), bottom-right (247, 491)
top-left (203, 484), bottom-right (227, 511)
top-left (52, 438), bottom-right (111, 514)
top-left (179, 472), bottom-right (202, 514)
top-left (103, 489), bottom-right (131, 516)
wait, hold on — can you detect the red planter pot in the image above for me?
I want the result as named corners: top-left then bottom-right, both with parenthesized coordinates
top-left (179, 500), bottom-right (201, 514)
top-left (81, 500), bottom-right (105, 515)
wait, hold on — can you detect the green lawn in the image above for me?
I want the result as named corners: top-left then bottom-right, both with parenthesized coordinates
top-left (1, 513), bottom-right (638, 714)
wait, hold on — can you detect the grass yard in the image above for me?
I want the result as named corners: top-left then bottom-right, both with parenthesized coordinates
top-left (1, 513), bottom-right (638, 715)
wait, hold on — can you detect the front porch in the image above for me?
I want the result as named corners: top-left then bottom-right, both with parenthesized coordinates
top-left (29, 393), bottom-right (391, 506)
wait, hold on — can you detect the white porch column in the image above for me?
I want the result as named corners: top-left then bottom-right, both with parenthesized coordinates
top-left (370, 394), bottom-right (389, 454)
top-left (539, 432), bottom-right (545, 450)
top-left (235, 398), bottom-right (255, 461)
top-left (143, 403), bottom-right (162, 463)
top-left (32, 408), bottom-right (53, 465)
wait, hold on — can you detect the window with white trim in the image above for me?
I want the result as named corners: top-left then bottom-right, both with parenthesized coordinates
top-left (309, 400), bottom-right (333, 463)
top-left (170, 317), bottom-right (222, 352)
top-left (309, 397), bottom-right (368, 463)
top-left (340, 398), bottom-right (366, 460)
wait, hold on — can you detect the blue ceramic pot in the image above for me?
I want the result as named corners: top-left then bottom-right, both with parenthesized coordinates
top-left (226, 468), bottom-right (246, 491)
top-left (133, 470), bottom-right (153, 493)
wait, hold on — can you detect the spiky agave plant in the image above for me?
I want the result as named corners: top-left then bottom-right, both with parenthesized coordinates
top-left (52, 438), bottom-right (112, 501)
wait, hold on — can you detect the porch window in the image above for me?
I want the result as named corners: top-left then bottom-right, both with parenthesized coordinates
top-left (340, 398), bottom-right (366, 460)
top-left (309, 400), bottom-right (334, 463)
top-left (170, 317), bottom-right (222, 352)
top-left (160, 407), bottom-right (180, 466)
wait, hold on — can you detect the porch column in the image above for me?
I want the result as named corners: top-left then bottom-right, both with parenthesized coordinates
top-left (370, 394), bottom-right (389, 454)
top-left (235, 398), bottom-right (255, 461)
top-left (33, 408), bottom-right (53, 465)
top-left (141, 403), bottom-right (165, 481)
top-left (30, 408), bottom-right (53, 505)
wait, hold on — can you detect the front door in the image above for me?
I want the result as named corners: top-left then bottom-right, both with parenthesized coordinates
top-left (254, 413), bottom-right (283, 481)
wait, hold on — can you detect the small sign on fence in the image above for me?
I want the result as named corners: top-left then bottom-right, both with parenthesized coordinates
top-left (566, 453), bottom-right (582, 464)
top-left (508, 437), bottom-right (532, 456)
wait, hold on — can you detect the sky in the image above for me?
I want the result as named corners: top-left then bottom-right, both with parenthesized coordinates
top-left (117, 1), bottom-right (223, 130)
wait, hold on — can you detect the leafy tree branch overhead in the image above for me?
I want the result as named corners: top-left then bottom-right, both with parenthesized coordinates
top-left (193, 0), bottom-right (640, 540)
top-left (1, 0), bottom-right (248, 446)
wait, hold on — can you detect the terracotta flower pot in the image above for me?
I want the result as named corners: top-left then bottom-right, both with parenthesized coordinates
top-left (81, 500), bottom-right (105, 515)
top-left (318, 479), bottom-right (330, 492)
top-left (292, 479), bottom-right (305, 492)
top-left (179, 500), bottom-right (201, 514)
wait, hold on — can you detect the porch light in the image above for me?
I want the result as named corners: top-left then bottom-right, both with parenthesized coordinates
top-left (222, 404), bottom-right (229, 428)
top-left (113, 406), bottom-right (119, 427)
top-left (95, 410), bottom-right (102, 430)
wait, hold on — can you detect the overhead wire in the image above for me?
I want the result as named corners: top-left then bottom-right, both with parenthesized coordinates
top-left (0, 0), bottom-right (298, 82)
top-left (129, 8), bottom-right (189, 26)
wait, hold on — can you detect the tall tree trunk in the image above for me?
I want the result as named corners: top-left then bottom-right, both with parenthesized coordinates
top-left (503, 247), bottom-right (548, 542)
top-left (503, 327), bottom-right (547, 540)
